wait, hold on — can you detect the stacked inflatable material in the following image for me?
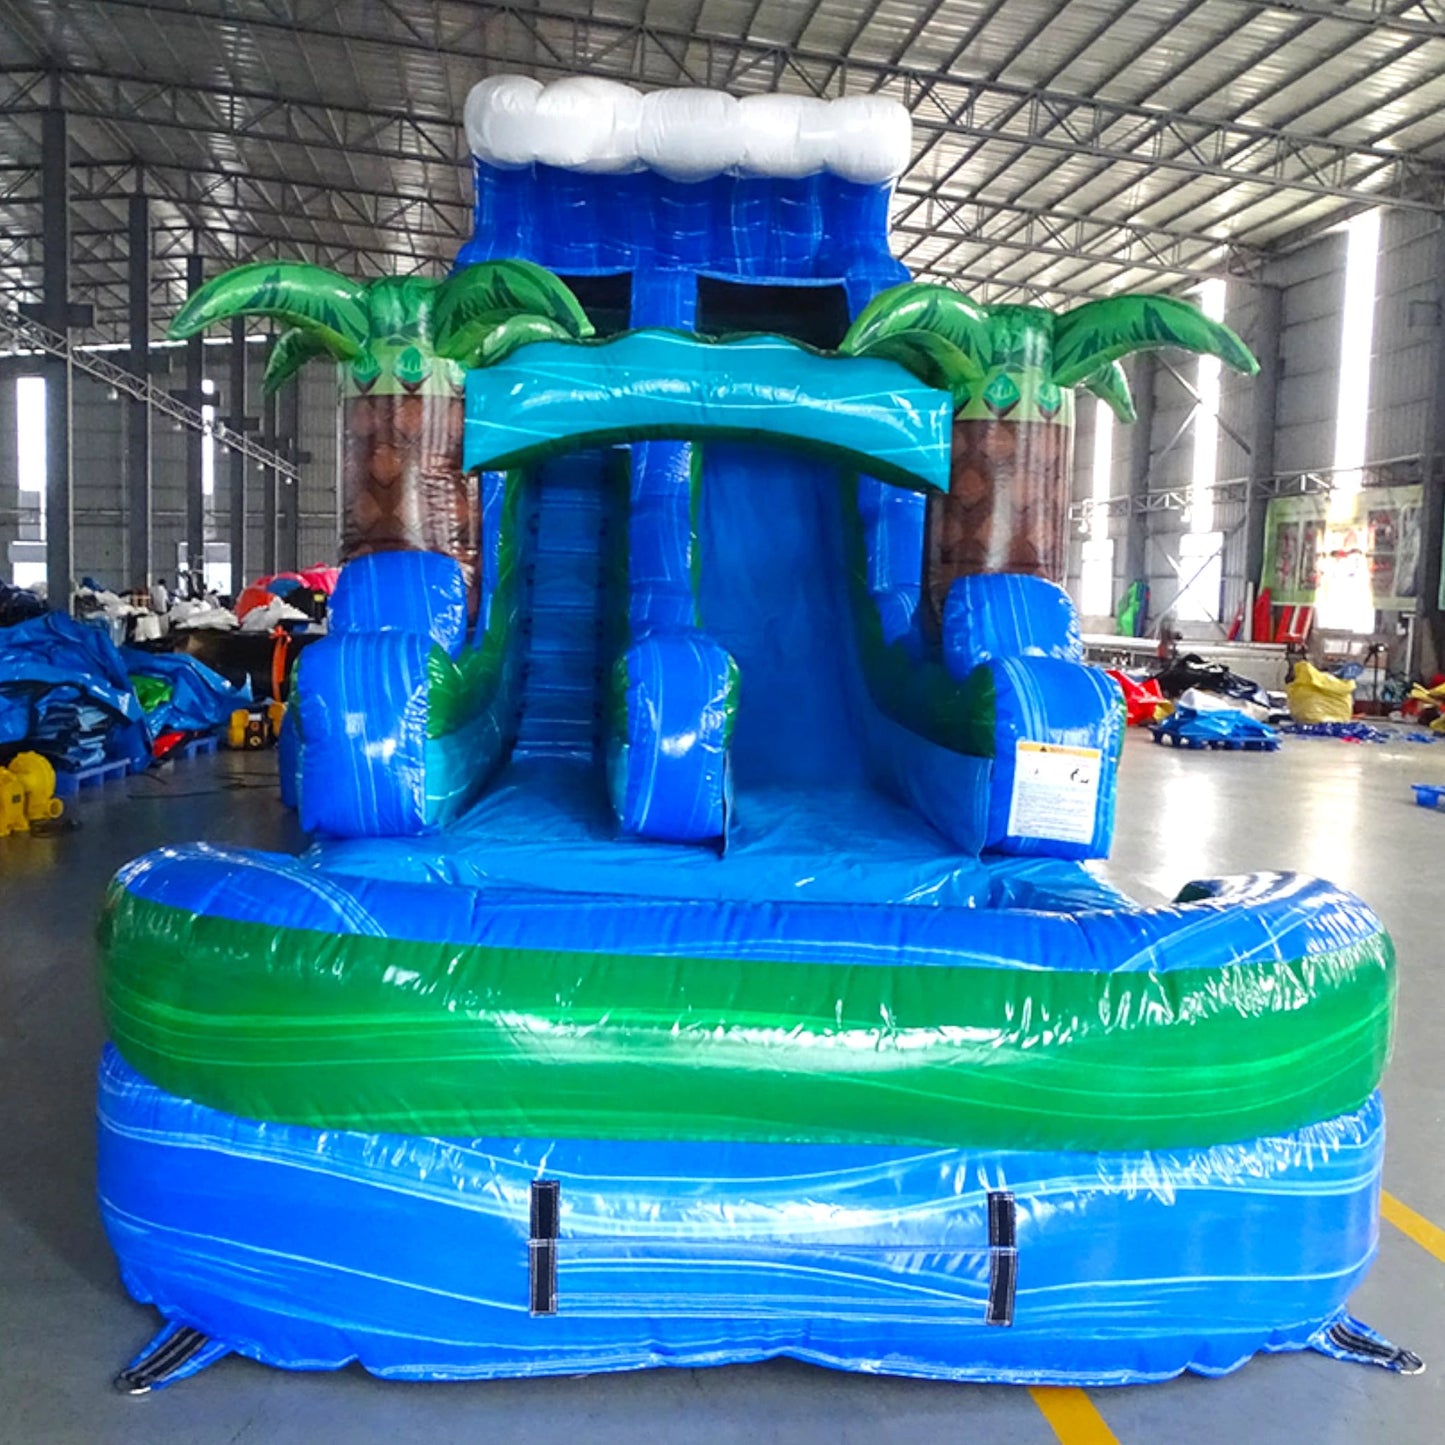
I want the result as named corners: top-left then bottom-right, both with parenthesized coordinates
top-left (95, 78), bottom-right (1410, 1393)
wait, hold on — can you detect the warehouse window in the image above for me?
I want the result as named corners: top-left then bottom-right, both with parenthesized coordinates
top-left (1318, 208), bottom-right (1381, 633)
top-left (9, 561), bottom-right (47, 590)
top-left (12, 377), bottom-right (46, 587)
top-left (1080, 399), bottom-right (1114, 617)
top-left (15, 376), bottom-right (45, 493)
top-left (1174, 529), bottom-right (1224, 622)
top-left (1187, 278), bottom-right (1226, 534)
top-left (204, 541), bottom-right (232, 600)
top-left (201, 377), bottom-right (217, 497)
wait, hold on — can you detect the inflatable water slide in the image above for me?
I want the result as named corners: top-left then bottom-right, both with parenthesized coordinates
top-left (95, 77), bottom-right (1412, 1391)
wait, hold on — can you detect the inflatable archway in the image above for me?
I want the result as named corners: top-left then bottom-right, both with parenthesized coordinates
top-left (462, 330), bottom-right (953, 490)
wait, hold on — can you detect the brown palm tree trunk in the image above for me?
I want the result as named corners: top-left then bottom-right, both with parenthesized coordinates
top-left (341, 393), bottom-right (478, 608)
top-left (922, 417), bottom-right (1074, 636)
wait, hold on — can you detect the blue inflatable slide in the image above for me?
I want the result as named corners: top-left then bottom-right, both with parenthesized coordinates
top-left (93, 76), bottom-right (1413, 1393)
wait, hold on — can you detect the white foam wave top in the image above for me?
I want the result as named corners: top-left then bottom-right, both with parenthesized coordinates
top-left (464, 76), bottom-right (912, 184)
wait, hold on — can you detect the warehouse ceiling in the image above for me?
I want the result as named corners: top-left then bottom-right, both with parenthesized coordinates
top-left (3, 0), bottom-right (1445, 340)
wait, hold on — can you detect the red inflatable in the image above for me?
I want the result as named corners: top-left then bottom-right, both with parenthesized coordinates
top-left (1107, 669), bottom-right (1167, 727)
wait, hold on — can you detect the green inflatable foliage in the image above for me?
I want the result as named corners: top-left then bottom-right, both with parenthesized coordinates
top-left (841, 281), bottom-right (1259, 424)
top-left (168, 260), bottom-right (594, 398)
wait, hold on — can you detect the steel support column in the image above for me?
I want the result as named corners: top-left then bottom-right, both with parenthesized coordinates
top-left (1244, 285), bottom-right (1283, 631)
top-left (40, 109), bottom-right (72, 606)
top-left (184, 251), bottom-right (205, 589)
top-left (226, 318), bottom-right (250, 590)
top-left (278, 377), bottom-right (301, 573)
top-left (261, 357), bottom-right (278, 575)
top-left (1124, 355), bottom-right (1158, 596)
top-left (1416, 226), bottom-right (1445, 676)
top-left (125, 191), bottom-right (151, 588)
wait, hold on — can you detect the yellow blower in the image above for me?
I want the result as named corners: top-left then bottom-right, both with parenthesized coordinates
top-left (1, 752), bottom-right (65, 834)
top-left (228, 702), bottom-right (287, 750)
top-left (0, 765), bottom-right (24, 837)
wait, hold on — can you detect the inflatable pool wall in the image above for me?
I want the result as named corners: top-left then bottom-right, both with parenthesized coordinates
top-left (98, 78), bottom-right (1415, 1393)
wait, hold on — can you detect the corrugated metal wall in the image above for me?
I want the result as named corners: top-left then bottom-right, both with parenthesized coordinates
top-left (72, 373), bottom-right (126, 582)
top-left (1271, 233), bottom-right (1345, 477)
top-left (296, 365), bottom-right (340, 571)
top-left (146, 347), bottom-right (190, 584)
top-left (1370, 211), bottom-right (1440, 464)
top-left (0, 376), bottom-right (17, 563)
top-left (1066, 388), bottom-right (1095, 594)
top-left (1068, 215), bottom-right (1445, 632)
top-left (1, 337), bottom-right (342, 593)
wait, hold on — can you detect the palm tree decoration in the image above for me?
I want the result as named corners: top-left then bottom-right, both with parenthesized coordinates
top-left (169, 261), bottom-right (592, 600)
top-left (841, 284), bottom-right (1258, 633)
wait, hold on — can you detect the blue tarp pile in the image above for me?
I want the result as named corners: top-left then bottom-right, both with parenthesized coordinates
top-left (29, 700), bottom-right (118, 770)
top-left (1152, 705), bottom-right (1280, 751)
top-left (0, 613), bottom-right (149, 770)
top-left (0, 613), bottom-right (249, 771)
top-left (1283, 720), bottom-right (1444, 745)
top-left (0, 583), bottom-right (46, 629)
top-left (121, 647), bottom-right (252, 738)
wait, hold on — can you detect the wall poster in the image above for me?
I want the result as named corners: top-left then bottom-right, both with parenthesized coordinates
top-left (1261, 485), bottom-right (1421, 611)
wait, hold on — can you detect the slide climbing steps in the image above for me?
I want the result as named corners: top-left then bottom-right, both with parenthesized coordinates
top-left (514, 450), bottom-right (617, 760)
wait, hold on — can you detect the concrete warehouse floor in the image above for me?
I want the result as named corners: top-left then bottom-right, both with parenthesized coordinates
top-left (0, 731), bottom-right (1441, 1444)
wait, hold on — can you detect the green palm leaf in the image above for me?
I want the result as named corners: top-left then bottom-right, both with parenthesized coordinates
top-left (1080, 361), bottom-right (1136, 423)
top-left (264, 328), bottom-right (334, 393)
top-left (841, 283), bottom-right (991, 389)
top-left (468, 314), bottom-right (579, 369)
top-left (359, 277), bottom-right (425, 341)
top-left (843, 329), bottom-right (987, 403)
top-left (431, 261), bottom-right (593, 363)
top-left (168, 262), bottom-right (368, 359)
top-left (1052, 294), bottom-right (1258, 389)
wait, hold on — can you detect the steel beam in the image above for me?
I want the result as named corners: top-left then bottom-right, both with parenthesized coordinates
top-left (1073, 459), bottom-right (1423, 523)
top-left (1416, 224), bottom-right (1445, 673)
top-left (183, 252), bottom-right (205, 591)
top-left (892, 188), bottom-right (1263, 280)
top-left (2, 52), bottom-right (1440, 212)
top-left (0, 158), bottom-right (1270, 283)
top-left (39, 109), bottom-right (72, 608)
top-left (261, 354), bottom-right (278, 576)
top-left (1124, 356), bottom-right (1158, 593)
top-left (1257, 1), bottom-right (1445, 44)
top-left (92, 0), bottom-right (1445, 57)
top-left (227, 317), bottom-right (249, 591)
top-left (126, 191), bottom-right (151, 588)
top-left (1244, 285), bottom-right (1284, 606)
top-left (278, 377), bottom-right (301, 574)
top-left (0, 157), bottom-right (1257, 264)
top-left (80, 0), bottom-right (1445, 119)
top-left (0, 308), bottom-right (299, 475)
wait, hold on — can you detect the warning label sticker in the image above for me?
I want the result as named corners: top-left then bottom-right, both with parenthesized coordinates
top-left (1006, 741), bottom-right (1102, 845)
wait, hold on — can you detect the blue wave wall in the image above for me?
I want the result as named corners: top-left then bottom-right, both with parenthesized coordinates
top-left (99, 1047), bottom-right (1383, 1387)
top-left (458, 162), bottom-right (911, 668)
top-left (457, 162), bottom-right (906, 297)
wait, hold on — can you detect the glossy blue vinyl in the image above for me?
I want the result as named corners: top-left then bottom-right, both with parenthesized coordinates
top-left (99, 1047), bottom-right (1385, 1388)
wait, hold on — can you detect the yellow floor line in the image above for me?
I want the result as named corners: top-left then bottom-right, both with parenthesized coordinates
top-left (1019, 1192), bottom-right (1441, 1443)
top-left (1382, 1189), bottom-right (1445, 1263)
top-left (1028, 1386), bottom-right (1120, 1444)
